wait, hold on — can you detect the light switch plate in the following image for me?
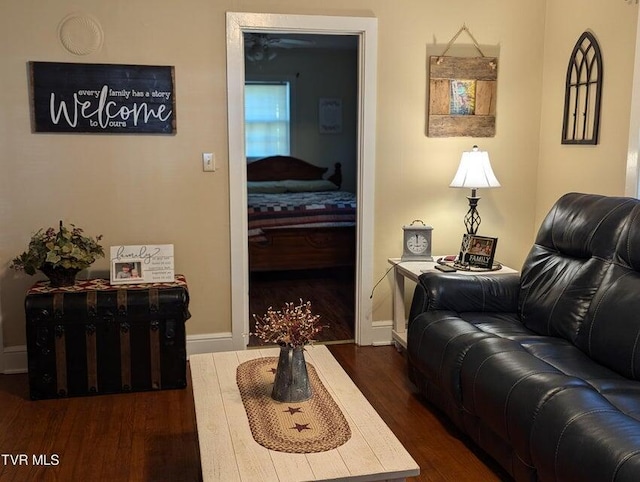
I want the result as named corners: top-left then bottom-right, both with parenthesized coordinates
top-left (202, 153), bottom-right (215, 172)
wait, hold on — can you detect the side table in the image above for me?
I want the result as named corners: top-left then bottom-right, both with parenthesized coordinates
top-left (388, 257), bottom-right (518, 349)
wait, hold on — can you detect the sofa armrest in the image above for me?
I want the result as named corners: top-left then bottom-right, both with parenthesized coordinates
top-left (408, 272), bottom-right (521, 322)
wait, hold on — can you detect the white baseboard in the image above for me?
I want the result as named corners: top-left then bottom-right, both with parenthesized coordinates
top-left (186, 332), bottom-right (235, 357)
top-left (2, 332), bottom-right (237, 374)
top-left (370, 319), bottom-right (394, 346)
top-left (2, 326), bottom-right (394, 374)
top-left (3, 345), bottom-right (28, 374)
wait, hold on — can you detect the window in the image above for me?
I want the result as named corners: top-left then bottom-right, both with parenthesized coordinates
top-left (244, 81), bottom-right (291, 158)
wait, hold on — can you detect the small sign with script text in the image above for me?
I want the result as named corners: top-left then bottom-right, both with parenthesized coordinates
top-left (110, 245), bottom-right (174, 285)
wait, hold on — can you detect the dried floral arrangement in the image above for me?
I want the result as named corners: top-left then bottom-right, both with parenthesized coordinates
top-left (252, 299), bottom-right (325, 348)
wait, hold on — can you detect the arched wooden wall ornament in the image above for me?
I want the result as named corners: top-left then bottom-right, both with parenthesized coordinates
top-left (427, 25), bottom-right (498, 138)
top-left (562, 31), bottom-right (603, 145)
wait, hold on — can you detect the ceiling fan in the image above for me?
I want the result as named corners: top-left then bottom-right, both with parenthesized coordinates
top-left (244, 33), bottom-right (315, 62)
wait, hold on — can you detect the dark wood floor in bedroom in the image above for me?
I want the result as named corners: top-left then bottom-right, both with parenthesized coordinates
top-left (248, 267), bottom-right (355, 345)
top-left (0, 344), bottom-right (509, 481)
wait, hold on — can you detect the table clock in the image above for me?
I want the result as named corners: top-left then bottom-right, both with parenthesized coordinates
top-left (401, 221), bottom-right (433, 261)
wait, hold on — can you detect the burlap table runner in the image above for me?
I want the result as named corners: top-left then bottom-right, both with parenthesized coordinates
top-left (236, 356), bottom-right (351, 453)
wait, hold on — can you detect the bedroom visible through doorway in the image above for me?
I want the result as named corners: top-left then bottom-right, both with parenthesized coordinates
top-left (245, 33), bottom-right (358, 345)
top-left (226, 12), bottom-right (378, 349)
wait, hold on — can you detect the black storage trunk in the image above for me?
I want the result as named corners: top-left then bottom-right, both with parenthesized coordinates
top-left (25, 277), bottom-right (190, 400)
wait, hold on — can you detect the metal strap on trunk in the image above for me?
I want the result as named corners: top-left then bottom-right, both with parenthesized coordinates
top-left (149, 288), bottom-right (161, 389)
top-left (117, 289), bottom-right (131, 390)
top-left (53, 293), bottom-right (67, 396)
top-left (85, 291), bottom-right (98, 393)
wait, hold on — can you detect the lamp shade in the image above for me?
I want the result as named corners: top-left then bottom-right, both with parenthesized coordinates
top-left (449, 145), bottom-right (501, 189)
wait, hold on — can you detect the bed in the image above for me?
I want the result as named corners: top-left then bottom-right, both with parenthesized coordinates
top-left (247, 155), bottom-right (357, 272)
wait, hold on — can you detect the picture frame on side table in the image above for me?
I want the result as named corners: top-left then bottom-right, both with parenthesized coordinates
top-left (458, 234), bottom-right (497, 269)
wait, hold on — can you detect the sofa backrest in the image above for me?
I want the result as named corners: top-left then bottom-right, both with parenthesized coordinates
top-left (575, 200), bottom-right (640, 379)
top-left (519, 193), bottom-right (640, 378)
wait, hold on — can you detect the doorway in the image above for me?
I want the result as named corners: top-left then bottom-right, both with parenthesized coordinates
top-left (226, 12), bottom-right (378, 349)
top-left (244, 32), bottom-right (358, 346)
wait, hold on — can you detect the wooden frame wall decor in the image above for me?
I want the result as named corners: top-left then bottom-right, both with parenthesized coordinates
top-left (561, 31), bottom-right (603, 145)
top-left (427, 26), bottom-right (498, 138)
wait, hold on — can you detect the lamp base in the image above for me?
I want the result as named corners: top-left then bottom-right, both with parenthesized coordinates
top-left (464, 196), bottom-right (481, 235)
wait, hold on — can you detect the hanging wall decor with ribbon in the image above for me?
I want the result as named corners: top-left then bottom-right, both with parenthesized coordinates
top-left (427, 25), bottom-right (498, 138)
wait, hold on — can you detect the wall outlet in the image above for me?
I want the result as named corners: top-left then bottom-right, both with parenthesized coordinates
top-left (202, 153), bottom-right (215, 172)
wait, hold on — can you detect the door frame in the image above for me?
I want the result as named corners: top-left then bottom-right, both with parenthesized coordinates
top-left (226, 12), bottom-right (378, 349)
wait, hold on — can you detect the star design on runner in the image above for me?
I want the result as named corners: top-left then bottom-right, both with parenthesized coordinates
top-left (291, 423), bottom-right (311, 432)
top-left (283, 407), bottom-right (303, 415)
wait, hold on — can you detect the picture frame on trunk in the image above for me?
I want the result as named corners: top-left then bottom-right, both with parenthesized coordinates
top-left (110, 244), bottom-right (175, 284)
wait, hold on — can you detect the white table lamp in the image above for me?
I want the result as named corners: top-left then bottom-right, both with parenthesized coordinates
top-left (449, 145), bottom-right (501, 234)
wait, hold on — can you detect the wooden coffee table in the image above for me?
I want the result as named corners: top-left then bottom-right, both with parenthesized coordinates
top-left (190, 344), bottom-right (419, 481)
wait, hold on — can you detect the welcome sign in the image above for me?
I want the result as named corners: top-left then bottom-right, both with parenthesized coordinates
top-left (29, 62), bottom-right (176, 134)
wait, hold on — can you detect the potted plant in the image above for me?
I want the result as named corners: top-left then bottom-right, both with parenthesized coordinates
top-left (10, 221), bottom-right (104, 287)
top-left (253, 299), bottom-right (325, 402)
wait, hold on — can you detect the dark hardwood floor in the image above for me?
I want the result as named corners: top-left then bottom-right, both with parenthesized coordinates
top-left (249, 267), bottom-right (355, 345)
top-left (329, 344), bottom-right (510, 482)
top-left (0, 344), bottom-right (508, 481)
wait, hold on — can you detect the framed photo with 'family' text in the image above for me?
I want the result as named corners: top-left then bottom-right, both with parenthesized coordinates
top-left (458, 234), bottom-right (498, 269)
top-left (110, 244), bottom-right (174, 284)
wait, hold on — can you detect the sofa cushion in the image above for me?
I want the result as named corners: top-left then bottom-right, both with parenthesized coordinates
top-left (588, 379), bottom-right (640, 421)
top-left (518, 193), bottom-right (638, 343)
top-left (615, 201), bottom-right (640, 270)
top-left (573, 200), bottom-right (640, 379)
top-left (459, 335), bottom-right (589, 464)
top-left (530, 385), bottom-right (640, 482)
top-left (407, 311), bottom-right (494, 403)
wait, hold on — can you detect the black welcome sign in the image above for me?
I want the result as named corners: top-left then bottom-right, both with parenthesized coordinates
top-left (29, 62), bottom-right (176, 134)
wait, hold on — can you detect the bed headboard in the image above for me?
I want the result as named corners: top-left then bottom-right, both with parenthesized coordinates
top-left (247, 155), bottom-right (342, 188)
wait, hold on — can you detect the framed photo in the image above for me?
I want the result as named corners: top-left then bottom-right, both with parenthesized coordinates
top-left (458, 234), bottom-right (498, 269)
top-left (113, 260), bottom-right (144, 282)
top-left (110, 244), bottom-right (174, 284)
top-left (318, 98), bottom-right (342, 134)
top-left (450, 80), bottom-right (476, 115)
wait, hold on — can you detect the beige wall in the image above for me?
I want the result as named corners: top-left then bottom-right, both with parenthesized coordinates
top-left (1, 0), bottom-right (232, 346)
top-left (1, 0), bottom-right (636, 349)
top-left (536, 0), bottom-right (638, 226)
top-left (372, 0), bottom-right (546, 320)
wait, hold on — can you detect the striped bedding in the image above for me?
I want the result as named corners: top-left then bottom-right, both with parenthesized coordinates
top-left (248, 190), bottom-right (357, 239)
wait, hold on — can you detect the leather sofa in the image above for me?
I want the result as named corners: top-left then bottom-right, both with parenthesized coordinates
top-left (407, 193), bottom-right (640, 481)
